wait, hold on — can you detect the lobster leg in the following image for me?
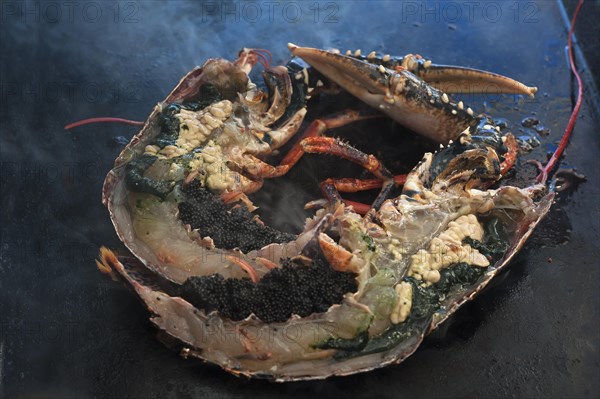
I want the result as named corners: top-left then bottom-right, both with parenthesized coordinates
top-left (341, 199), bottom-right (371, 215)
top-left (301, 136), bottom-right (397, 210)
top-left (300, 137), bottom-right (393, 181)
top-left (238, 110), bottom-right (379, 180)
top-left (315, 174), bottom-right (407, 193)
top-left (500, 134), bottom-right (518, 176)
top-left (317, 232), bottom-right (363, 273)
top-left (315, 175), bottom-right (408, 214)
top-left (317, 179), bottom-right (384, 215)
top-left (278, 109), bottom-right (379, 171)
top-left (235, 154), bottom-right (289, 180)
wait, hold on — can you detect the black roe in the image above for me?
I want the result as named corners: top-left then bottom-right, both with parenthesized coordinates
top-left (178, 183), bottom-right (295, 252)
top-left (177, 258), bottom-right (358, 323)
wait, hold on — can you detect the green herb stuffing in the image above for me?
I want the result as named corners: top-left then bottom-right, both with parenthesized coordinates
top-left (362, 234), bottom-right (376, 252)
top-left (125, 154), bottom-right (174, 198)
top-left (435, 262), bottom-right (486, 296)
top-left (463, 217), bottom-right (509, 262)
top-left (316, 330), bottom-right (370, 352)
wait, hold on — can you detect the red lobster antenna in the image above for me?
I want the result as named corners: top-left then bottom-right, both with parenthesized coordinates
top-left (530, 0), bottom-right (584, 184)
top-left (235, 47), bottom-right (273, 70)
top-left (64, 117), bottom-right (144, 130)
top-left (250, 48), bottom-right (273, 69)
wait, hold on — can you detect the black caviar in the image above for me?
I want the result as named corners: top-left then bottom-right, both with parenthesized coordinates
top-left (178, 183), bottom-right (295, 252)
top-left (177, 258), bottom-right (358, 323)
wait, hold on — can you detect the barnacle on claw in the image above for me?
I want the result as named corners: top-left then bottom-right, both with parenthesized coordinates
top-left (94, 45), bottom-right (556, 381)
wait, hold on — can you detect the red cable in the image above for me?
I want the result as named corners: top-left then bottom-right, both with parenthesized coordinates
top-left (64, 117), bottom-right (145, 130)
top-left (533, 0), bottom-right (584, 184)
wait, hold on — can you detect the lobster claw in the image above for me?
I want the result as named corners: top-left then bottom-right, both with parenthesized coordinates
top-left (288, 44), bottom-right (536, 144)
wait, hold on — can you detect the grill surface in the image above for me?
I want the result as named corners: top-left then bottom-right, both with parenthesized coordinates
top-left (1, 1), bottom-right (598, 397)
